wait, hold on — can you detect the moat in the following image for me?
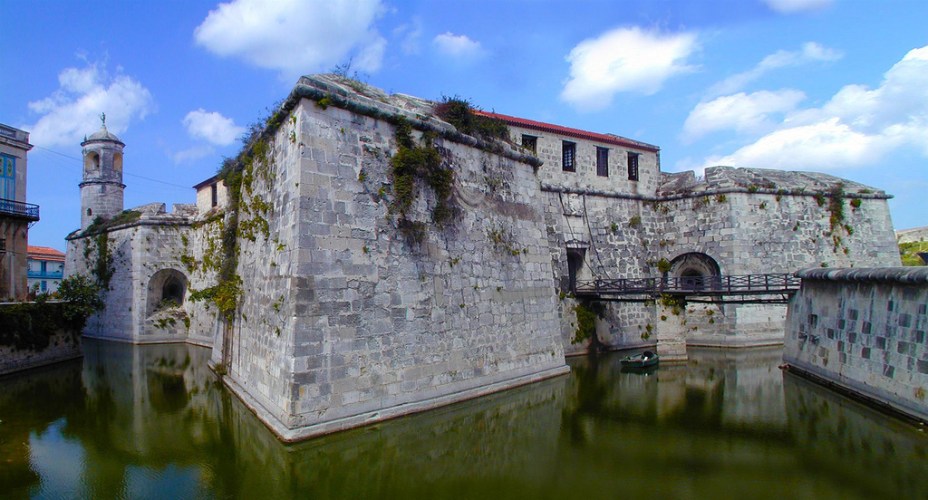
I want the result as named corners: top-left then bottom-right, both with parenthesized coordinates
top-left (2, 340), bottom-right (926, 499)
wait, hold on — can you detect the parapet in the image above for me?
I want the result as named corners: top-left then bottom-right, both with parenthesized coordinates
top-left (797, 267), bottom-right (928, 284)
top-left (659, 166), bottom-right (889, 198)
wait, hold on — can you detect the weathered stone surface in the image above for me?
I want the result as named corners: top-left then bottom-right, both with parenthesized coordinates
top-left (784, 267), bottom-right (928, 422)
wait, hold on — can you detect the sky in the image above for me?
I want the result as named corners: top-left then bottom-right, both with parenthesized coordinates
top-left (3, 0), bottom-right (927, 251)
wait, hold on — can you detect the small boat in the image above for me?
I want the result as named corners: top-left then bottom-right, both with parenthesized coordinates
top-left (621, 350), bottom-right (659, 369)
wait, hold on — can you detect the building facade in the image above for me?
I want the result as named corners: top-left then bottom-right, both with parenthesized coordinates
top-left (27, 246), bottom-right (65, 294)
top-left (0, 123), bottom-right (39, 300)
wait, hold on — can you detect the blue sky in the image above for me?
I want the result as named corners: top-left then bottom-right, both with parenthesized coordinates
top-left (3, 0), bottom-right (927, 250)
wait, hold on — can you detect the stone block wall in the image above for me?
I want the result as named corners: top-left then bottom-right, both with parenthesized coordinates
top-left (549, 175), bottom-right (901, 354)
top-left (221, 78), bottom-right (568, 440)
top-left (0, 329), bottom-right (81, 376)
top-left (784, 267), bottom-right (928, 422)
top-left (65, 213), bottom-right (219, 346)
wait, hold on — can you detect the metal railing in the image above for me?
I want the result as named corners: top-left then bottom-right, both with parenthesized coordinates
top-left (575, 274), bottom-right (801, 297)
top-left (0, 198), bottom-right (40, 221)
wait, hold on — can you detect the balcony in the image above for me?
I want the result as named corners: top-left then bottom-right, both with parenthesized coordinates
top-left (0, 198), bottom-right (40, 221)
top-left (28, 270), bottom-right (64, 280)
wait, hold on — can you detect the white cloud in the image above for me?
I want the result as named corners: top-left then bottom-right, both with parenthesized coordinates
top-left (700, 45), bottom-right (928, 171)
top-left (561, 27), bottom-right (698, 111)
top-left (182, 109), bottom-right (244, 146)
top-left (683, 89), bottom-right (805, 140)
top-left (25, 61), bottom-right (153, 148)
top-left (432, 32), bottom-right (483, 60)
top-left (394, 19), bottom-right (423, 55)
top-left (764, 0), bottom-right (833, 14)
top-left (709, 118), bottom-right (885, 169)
top-left (194, 0), bottom-right (386, 80)
top-left (710, 42), bottom-right (841, 95)
top-left (172, 145), bottom-right (215, 164)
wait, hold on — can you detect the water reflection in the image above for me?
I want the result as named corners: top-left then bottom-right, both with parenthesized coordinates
top-left (1, 341), bottom-right (926, 498)
top-left (783, 374), bottom-right (928, 498)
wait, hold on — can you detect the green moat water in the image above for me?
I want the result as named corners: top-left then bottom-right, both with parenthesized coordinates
top-left (2, 339), bottom-right (926, 499)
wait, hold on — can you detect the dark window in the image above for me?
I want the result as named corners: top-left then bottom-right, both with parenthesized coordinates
top-left (562, 141), bottom-right (576, 172)
top-left (627, 152), bottom-right (639, 181)
top-left (521, 134), bottom-right (537, 154)
top-left (596, 147), bottom-right (609, 177)
top-left (210, 183), bottom-right (218, 207)
top-left (162, 278), bottom-right (185, 306)
top-left (566, 249), bottom-right (585, 292)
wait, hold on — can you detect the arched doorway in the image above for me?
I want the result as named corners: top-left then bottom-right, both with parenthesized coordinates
top-left (147, 269), bottom-right (188, 315)
top-left (668, 253), bottom-right (721, 291)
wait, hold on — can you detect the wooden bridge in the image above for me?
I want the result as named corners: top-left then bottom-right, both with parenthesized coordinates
top-left (573, 274), bottom-right (802, 304)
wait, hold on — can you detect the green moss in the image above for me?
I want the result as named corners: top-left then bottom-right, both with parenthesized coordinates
top-left (659, 293), bottom-right (685, 316)
top-left (389, 116), bottom-right (456, 228)
top-left (83, 209), bottom-right (141, 234)
top-left (571, 302), bottom-right (603, 345)
top-left (899, 241), bottom-right (928, 266)
top-left (825, 183), bottom-right (851, 252)
top-left (657, 258), bottom-right (671, 274)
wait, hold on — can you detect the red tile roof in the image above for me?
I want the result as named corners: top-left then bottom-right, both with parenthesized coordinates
top-left (473, 110), bottom-right (660, 152)
top-left (28, 246), bottom-right (66, 261)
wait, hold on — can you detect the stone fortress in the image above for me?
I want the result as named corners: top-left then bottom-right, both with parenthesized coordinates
top-left (65, 75), bottom-right (901, 440)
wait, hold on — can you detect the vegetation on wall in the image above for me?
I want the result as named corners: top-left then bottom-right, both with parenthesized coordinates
top-left (433, 97), bottom-right (508, 142)
top-left (899, 241), bottom-right (928, 266)
top-left (187, 104), bottom-right (282, 321)
top-left (0, 274), bottom-right (103, 351)
top-left (825, 183), bottom-right (853, 253)
top-left (81, 231), bottom-right (115, 289)
top-left (389, 116), bottom-right (457, 228)
top-left (83, 210), bottom-right (142, 234)
top-left (571, 301), bottom-right (605, 349)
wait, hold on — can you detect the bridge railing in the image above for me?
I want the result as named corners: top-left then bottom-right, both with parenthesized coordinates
top-left (574, 274), bottom-right (801, 296)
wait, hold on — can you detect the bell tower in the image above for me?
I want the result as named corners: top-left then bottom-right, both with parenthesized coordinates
top-left (80, 113), bottom-right (125, 230)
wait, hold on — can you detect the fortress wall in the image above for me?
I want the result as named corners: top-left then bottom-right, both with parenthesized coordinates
top-left (66, 227), bottom-right (137, 341)
top-left (540, 191), bottom-right (658, 352)
top-left (225, 92), bottom-right (567, 439)
top-left (784, 267), bottom-right (928, 422)
top-left (65, 219), bottom-right (219, 346)
top-left (540, 182), bottom-right (901, 353)
top-left (222, 105), bottom-right (304, 425)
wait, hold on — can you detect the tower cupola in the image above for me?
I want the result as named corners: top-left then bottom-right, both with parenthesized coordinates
top-left (80, 113), bottom-right (125, 230)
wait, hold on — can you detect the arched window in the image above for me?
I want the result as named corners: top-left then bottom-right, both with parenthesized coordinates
top-left (84, 151), bottom-right (101, 173)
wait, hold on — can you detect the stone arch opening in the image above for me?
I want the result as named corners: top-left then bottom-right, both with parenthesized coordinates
top-left (113, 152), bottom-right (123, 172)
top-left (669, 252), bottom-right (721, 290)
top-left (84, 151), bottom-right (100, 173)
top-left (147, 269), bottom-right (188, 315)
